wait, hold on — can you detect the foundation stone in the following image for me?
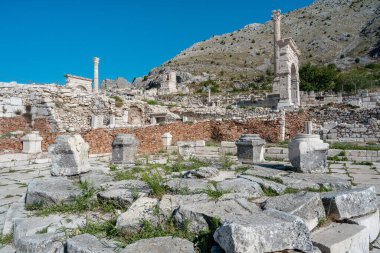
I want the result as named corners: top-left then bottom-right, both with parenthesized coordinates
top-left (111, 134), bottom-right (137, 165)
top-left (236, 134), bottom-right (266, 164)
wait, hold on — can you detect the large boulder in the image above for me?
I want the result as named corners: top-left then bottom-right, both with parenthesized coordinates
top-left (214, 209), bottom-right (313, 253)
top-left (66, 234), bottom-right (115, 253)
top-left (321, 186), bottom-right (377, 220)
top-left (120, 237), bottom-right (195, 253)
top-left (262, 192), bottom-right (326, 231)
top-left (49, 134), bottom-right (90, 176)
top-left (25, 178), bottom-right (82, 207)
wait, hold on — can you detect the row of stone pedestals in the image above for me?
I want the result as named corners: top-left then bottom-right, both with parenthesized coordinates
top-left (236, 122), bottom-right (330, 173)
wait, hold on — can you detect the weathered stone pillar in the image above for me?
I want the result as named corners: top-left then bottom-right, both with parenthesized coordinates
top-left (21, 131), bottom-right (42, 154)
top-left (208, 87), bottom-right (211, 104)
top-left (236, 134), bottom-right (266, 164)
top-left (93, 57), bottom-right (99, 94)
top-left (288, 123), bottom-right (329, 173)
top-left (49, 134), bottom-right (90, 176)
top-left (304, 121), bottom-right (313, 134)
top-left (272, 10), bottom-right (281, 77)
top-left (161, 132), bottom-right (173, 147)
top-left (279, 110), bottom-right (286, 142)
top-left (111, 134), bottom-right (137, 165)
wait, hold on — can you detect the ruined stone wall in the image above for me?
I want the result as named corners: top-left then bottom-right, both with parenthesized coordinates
top-left (310, 106), bottom-right (380, 143)
top-left (0, 83), bottom-right (152, 132)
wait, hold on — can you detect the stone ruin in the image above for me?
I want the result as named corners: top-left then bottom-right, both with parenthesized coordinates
top-left (289, 121), bottom-right (330, 173)
top-left (271, 10), bottom-right (301, 109)
top-left (49, 134), bottom-right (90, 176)
top-left (111, 134), bottom-right (138, 165)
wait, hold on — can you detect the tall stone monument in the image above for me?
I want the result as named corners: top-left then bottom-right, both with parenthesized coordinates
top-left (111, 134), bottom-right (138, 165)
top-left (271, 10), bottom-right (301, 109)
top-left (93, 57), bottom-right (99, 94)
top-left (49, 134), bottom-right (90, 176)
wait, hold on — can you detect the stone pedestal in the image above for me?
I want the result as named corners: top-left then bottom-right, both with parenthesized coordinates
top-left (236, 134), bottom-right (266, 164)
top-left (161, 133), bottom-right (172, 147)
top-left (288, 134), bottom-right (329, 173)
top-left (49, 134), bottom-right (90, 176)
top-left (21, 131), bottom-right (42, 154)
top-left (112, 134), bottom-right (137, 165)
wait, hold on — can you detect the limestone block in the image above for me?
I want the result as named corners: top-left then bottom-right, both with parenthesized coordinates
top-left (15, 233), bottom-right (65, 253)
top-left (183, 166), bottom-right (219, 178)
top-left (216, 178), bottom-right (264, 198)
top-left (214, 209), bottom-right (313, 253)
top-left (49, 134), bottom-right (90, 176)
top-left (348, 209), bottom-right (379, 243)
top-left (288, 134), bottom-right (329, 173)
top-left (236, 134), bottom-right (266, 164)
top-left (116, 197), bottom-right (159, 234)
top-left (321, 186), bottom-right (377, 220)
top-left (21, 131), bottom-right (42, 154)
top-left (120, 237), bottom-right (195, 253)
top-left (25, 178), bottom-right (82, 207)
top-left (111, 134), bottom-right (137, 165)
top-left (177, 141), bottom-right (196, 159)
top-left (161, 132), bottom-right (172, 147)
top-left (158, 194), bottom-right (210, 220)
top-left (164, 178), bottom-right (213, 194)
top-left (174, 198), bottom-right (261, 233)
top-left (263, 192), bottom-right (326, 231)
top-left (220, 141), bottom-right (237, 155)
top-left (90, 115), bottom-right (104, 129)
top-left (66, 234), bottom-right (114, 253)
top-left (0, 245), bottom-right (15, 253)
top-left (238, 175), bottom-right (287, 194)
top-left (312, 223), bottom-right (369, 253)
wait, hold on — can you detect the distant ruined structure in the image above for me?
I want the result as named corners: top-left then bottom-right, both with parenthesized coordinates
top-left (65, 56), bottom-right (100, 94)
top-left (64, 74), bottom-right (92, 93)
top-left (158, 71), bottom-right (177, 95)
top-left (272, 10), bottom-right (301, 109)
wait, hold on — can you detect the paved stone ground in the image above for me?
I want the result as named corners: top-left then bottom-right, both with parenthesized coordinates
top-left (0, 157), bottom-right (108, 233)
top-left (1, 154), bottom-right (380, 246)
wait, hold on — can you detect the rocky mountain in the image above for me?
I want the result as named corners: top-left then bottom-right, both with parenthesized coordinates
top-left (138, 0), bottom-right (380, 88)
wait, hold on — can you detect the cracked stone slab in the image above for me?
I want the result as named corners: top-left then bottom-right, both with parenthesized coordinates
top-left (120, 236), bottom-right (195, 253)
top-left (263, 192), bottom-right (325, 231)
top-left (312, 223), bottom-right (369, 253)
top-left (25, 178), bottom-right (82, 207)
top-left (321, 186), bottom-right (377, 220)
top-left (214, 209), bottom-right (313, 253)
top-left (66, 234), bottom-right (115, 253)
top-left (238, 175), bottom-right (286, 194)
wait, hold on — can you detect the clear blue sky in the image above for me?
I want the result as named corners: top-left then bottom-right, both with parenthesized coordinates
top-left (0, 0), bottom-right (314, 85)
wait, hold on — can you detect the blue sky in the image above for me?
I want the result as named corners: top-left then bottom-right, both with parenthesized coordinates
top-left (0, 0), bottom-right (314, 85)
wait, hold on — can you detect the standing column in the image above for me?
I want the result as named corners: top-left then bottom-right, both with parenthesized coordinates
top-left (93, 57), bottom-right (99, 94)
top-left (208, 87), bottom-right (211, 105)
top-left (279, 109), bottom-right (286, 142)
top-left (272, 10), bottom-right (281, 76)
